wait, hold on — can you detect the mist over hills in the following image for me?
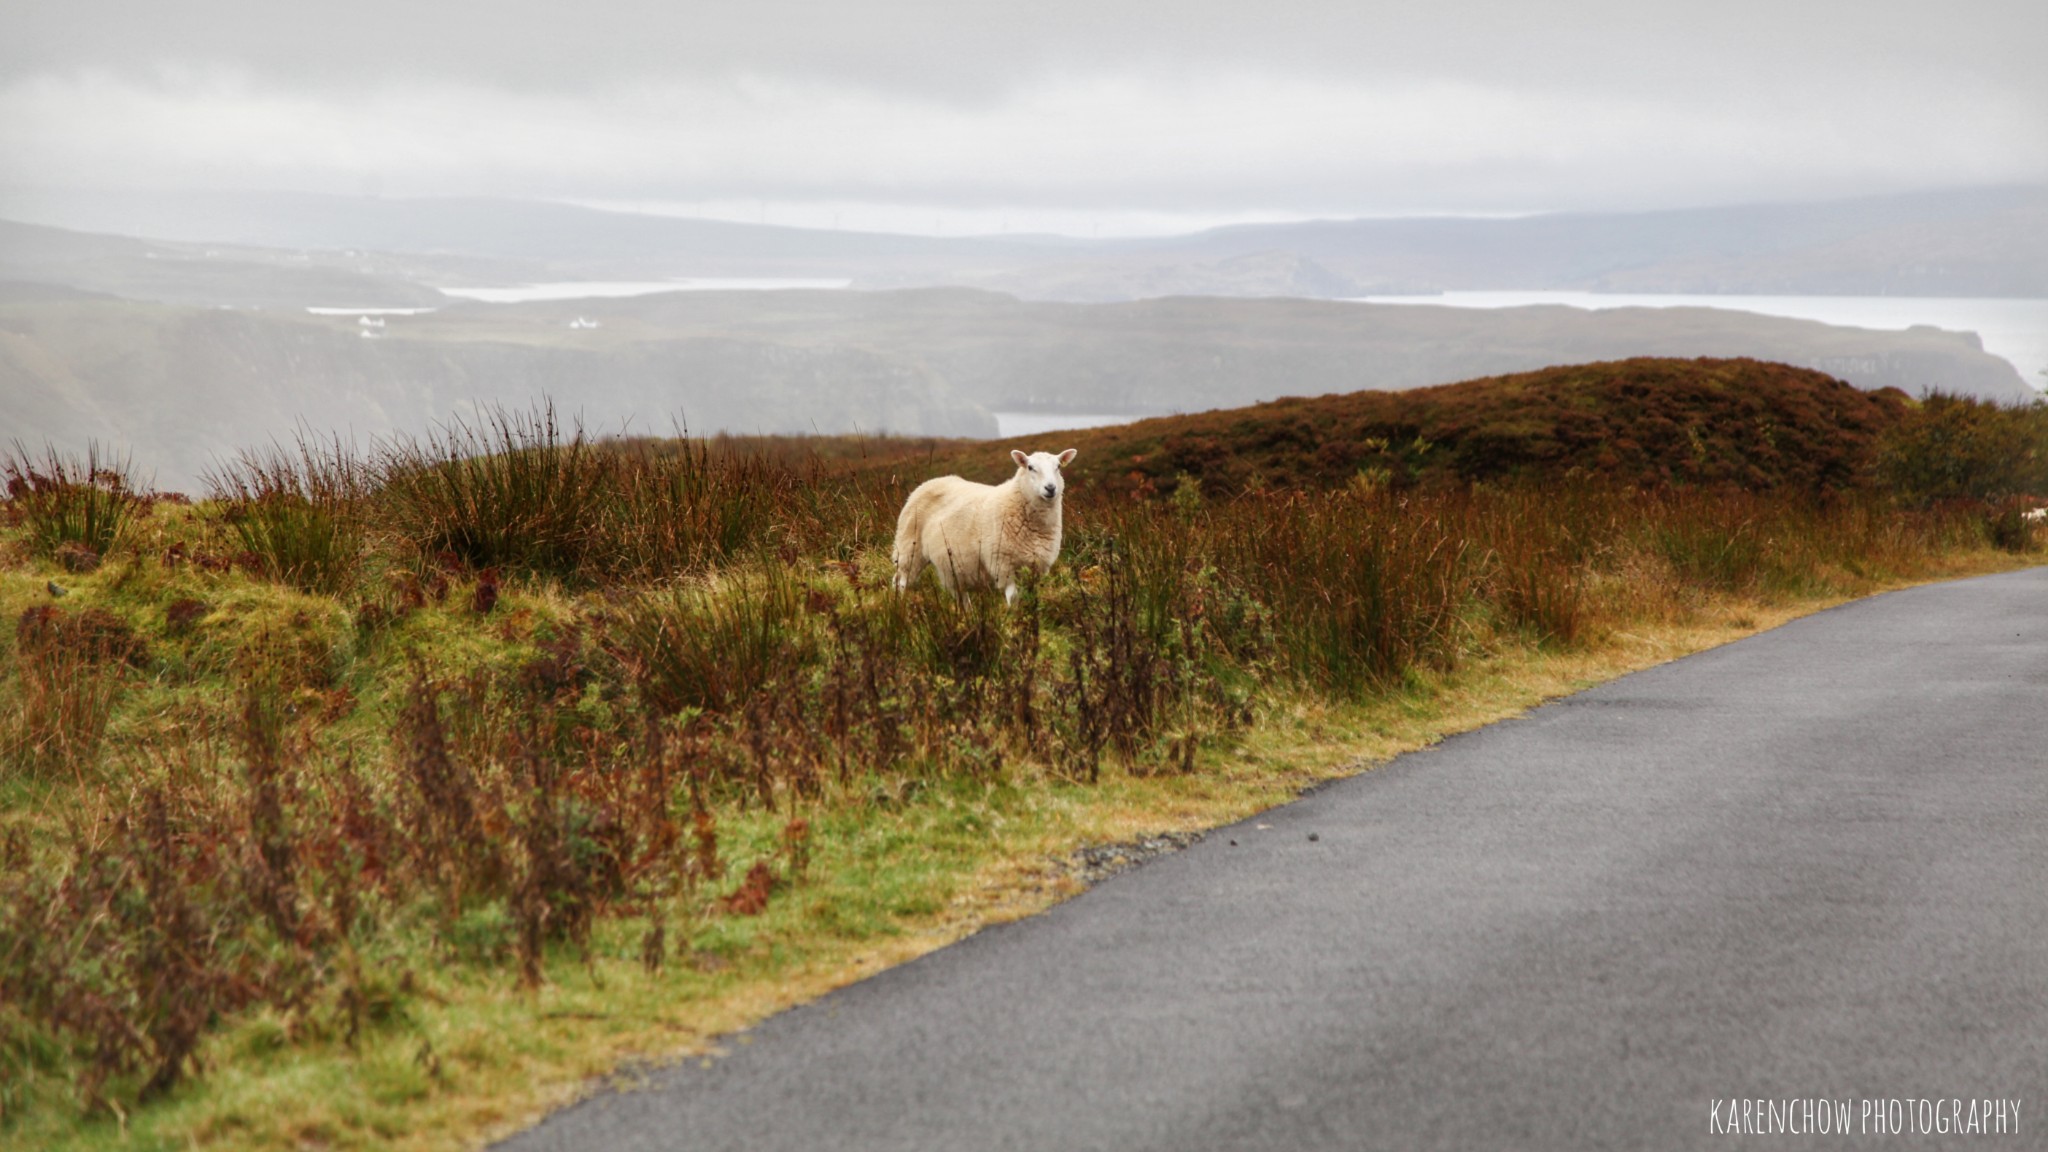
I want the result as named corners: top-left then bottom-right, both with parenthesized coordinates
top-left (0, 219), bottom-right (453, 310)
top-left (0, 189), bottom-right (1066, 282)
top-left (1147, 185), bottom-right (2048, 298)
top-left (2, 184), bottom-right (2043, 300)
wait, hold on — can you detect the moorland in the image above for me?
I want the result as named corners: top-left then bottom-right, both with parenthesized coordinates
top-left (1, 358), bottom-right (2044, 1151)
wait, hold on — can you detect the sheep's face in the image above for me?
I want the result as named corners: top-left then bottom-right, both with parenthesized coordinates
top-left (1011, 448), bottom-right (1078, 506)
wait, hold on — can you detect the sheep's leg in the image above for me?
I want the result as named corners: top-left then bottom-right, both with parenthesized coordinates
top-left (892, 538), bottom-right (923, 592)
top-left (933, 542), bottom-right (967, 606)
top-left (986, 551), bottom-right (1016, 607)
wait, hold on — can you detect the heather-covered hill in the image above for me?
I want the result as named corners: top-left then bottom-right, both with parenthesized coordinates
top-left (909, 358), bottom-right (1911, 498)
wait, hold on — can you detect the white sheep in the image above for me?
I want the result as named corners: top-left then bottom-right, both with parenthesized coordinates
top-left (892, 448), bottom-right (1078, 605)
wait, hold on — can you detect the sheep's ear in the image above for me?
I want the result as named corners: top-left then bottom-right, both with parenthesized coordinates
top-left (1058, 448), bottom-right (1077, 467)
top-left (1011, 449), bottom-right (1030, 468)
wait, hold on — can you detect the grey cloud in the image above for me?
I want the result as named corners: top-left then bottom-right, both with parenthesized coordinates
top-left (1, 1), bottom-right (2042, 218)
top-left (7, 0), bottom-right (2043, 102)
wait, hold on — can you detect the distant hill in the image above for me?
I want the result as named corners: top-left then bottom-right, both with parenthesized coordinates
top-left (2, 184), bottom-right (2042, 300)
top-left (485, 287), bottom-right (2032, 410)
top-left (0, 218), bottom-right (622, 310)
top-left (921, 358), bottom-right (1908, 499)
top-left (0, 284), bottom-right (2028, 492)
top-left (1154, 185), bottom-right (2048, 298)
top-left (0, 219), bottom-right (451, 309)
top-left (0, 190), bottom-right (1069, 281)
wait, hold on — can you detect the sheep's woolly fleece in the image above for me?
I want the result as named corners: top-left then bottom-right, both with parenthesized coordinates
top-left (892, 449), bottom-right (1077, 604)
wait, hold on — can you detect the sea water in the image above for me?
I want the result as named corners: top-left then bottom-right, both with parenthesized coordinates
top-left (991, 412), bottom-right (1147, 439)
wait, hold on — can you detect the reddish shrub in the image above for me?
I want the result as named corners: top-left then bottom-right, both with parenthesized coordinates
top-left (719, 861), bottom-right (777, 916)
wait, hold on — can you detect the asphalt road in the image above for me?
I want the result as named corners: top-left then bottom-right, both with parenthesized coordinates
top-left (499, 568), bottom-right (2047, 1151)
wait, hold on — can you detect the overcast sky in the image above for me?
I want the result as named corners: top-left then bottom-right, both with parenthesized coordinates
top-left (3, 0), bottom-right (2044, 235)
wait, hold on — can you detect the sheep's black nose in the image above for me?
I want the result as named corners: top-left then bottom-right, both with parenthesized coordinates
top-left (1043, 484), bottom-right (1057, 498)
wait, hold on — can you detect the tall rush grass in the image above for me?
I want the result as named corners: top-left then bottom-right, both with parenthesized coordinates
top-left (2, 442), bottom-right (142, 563)
top-left (207, 434), bottom-right (370, 596)
top-left (376, 404), bottom-right (601, 580)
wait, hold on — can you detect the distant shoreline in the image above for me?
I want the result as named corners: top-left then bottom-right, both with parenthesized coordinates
top-left (1353, 291), bottom-right (2048, 390)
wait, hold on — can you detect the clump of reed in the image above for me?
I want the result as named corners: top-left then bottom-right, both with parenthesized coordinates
top-left (371, 406), bottom-right (877, 585)
top-left (1, 443), bottom-right (143, 564)
top-left (607, 437), bottom-right (817, 573)
top-left (375, 404), bottom-right (602, 581)
top-left (207, 434), bottom-right (370, 596)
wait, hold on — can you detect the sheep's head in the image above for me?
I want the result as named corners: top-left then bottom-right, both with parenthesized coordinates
top-left (1011, 448), bottom-right (1077, 506)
